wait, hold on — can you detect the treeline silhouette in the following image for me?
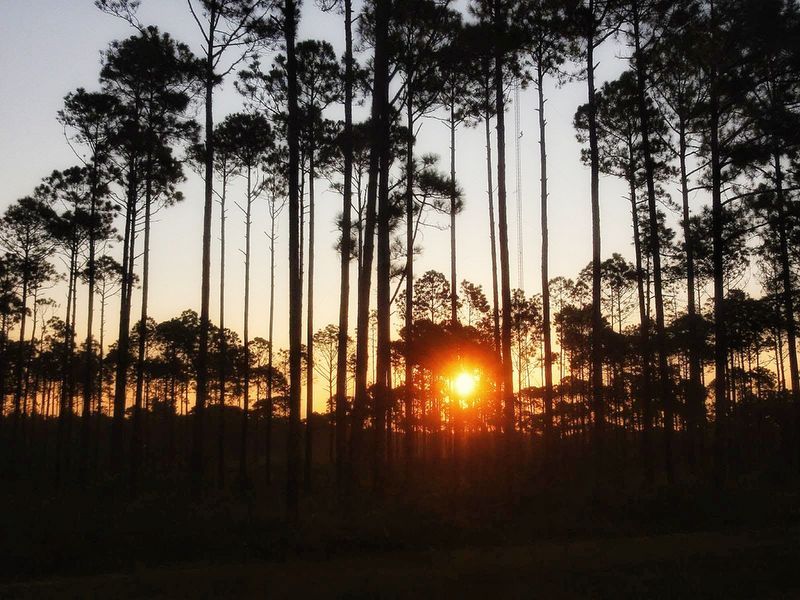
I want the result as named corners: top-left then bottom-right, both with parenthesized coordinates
top-left (1, 0), bottom-right (799, 531)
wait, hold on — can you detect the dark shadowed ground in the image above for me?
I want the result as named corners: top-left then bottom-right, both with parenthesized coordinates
top-left (3, 458), bottom-right (800, 599)
top-left (2, 527), bottom-right (798, 599)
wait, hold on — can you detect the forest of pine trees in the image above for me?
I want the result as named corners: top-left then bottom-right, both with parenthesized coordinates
top-left (1, 0), bottom-right (800, 587)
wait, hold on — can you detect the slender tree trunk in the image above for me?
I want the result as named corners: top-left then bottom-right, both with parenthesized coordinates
top-left (131, 170), bottom-right (153, 492)
top-left (449, 104), bottom-right (458, 325)
top-left (374, 0), bottom-right (392, 493)
top-left (776, 327), bottom-right (786, 391)
top-left (709, 0), bottom-right (728, 486)
top-left (80, 164), bottom-right (99, 482)
top-left (69, 259), bottom-right (79, 438)
top-left (350, 0), bottom-right (386, 483)
top-left (404, 83), bottom-right (415, 474)
top-left (11, 263), bottom-right (29, 460)
top-left (629, 161), bottom-right (654, 480)
top-left (264, 192), bottom-right (277, 485)
top-left (95, 279), bottom-right (107, 470)
top-left (111, 165), bottom-right (136, 473)
top-left (536, 65), bottom-right (554, 463)
top-left (484, 106), bottom-right (501, 354)
top-left (266, 191), bottom-right (277, 484)
top-left (335, 0), bottom-right (354, 488)
top-left (586, 20), bottom-right (605, 467)
top-left (493, 0), bottom-right (515, 451)
top-left (58, 246), bottom-right (79, 479)
top-left (305, 143), bottom-right (316, 490)
top-left (219, 171), bottom-right (228, 487)
top-left (773, 149), bottom-right (800, 469)
top-left (240, 164), bottom-right (253, 486)
top-left (23, 303), bottom-right (39, 447)
top-left (193, 10), bottom-right (216, 490)
top-left (631, 1), bottom-right (673, 483)
top-left (285, 0), bottom-right (303, 521)
top-left (677, 119), bottom-right (703, 466)
top-left (0, 313), bottom-right (7, 417)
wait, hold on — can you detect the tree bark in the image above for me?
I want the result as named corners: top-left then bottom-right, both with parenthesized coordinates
top-left (111, 159), bottom-right (137, 474)
top-left (304, 141), bottom-right (316, 490)
top-left (484, 102), bottom-right (501, 355)
top-left (374, 0), bottom-right (392, 493)
top-left (631, 0), bottom-right (673, 483)
top-left (335, 0), bottom-right (354, 489)
top-left (678, 118), bottom-right (703, 466)
top-left (493, 0), bottom-right (515, 451)
top-left (285, 0), bottom-right (303, 522)
top-left (193, 6), bottom-right (216, 490)
top-left (240, 164), bottom-right (253, 486)
top-left (709, 0), bottom-right (728, 488)
top-left (404, 81), bottom-right (415, 473)
top-left (80, 158), bottom-right (100, 483)
top-left (449, 104), bottom-right (458, 325)
top-left (350, 0), bottom-right (386, 484)
top-left (218, 171), bottom-right (228, 487)
top-left (131, 168), bottom-right (152, 492)
top-left (266, 187), bottom-right (276, 484)
top-left (536, 65), bottom-right (554, 463)
top-left (628, 151), bottom-right (653, 481)
top-left (586, 16), bottom-right (605, 466)
top-left (773, 149), bottom-right (800, 469)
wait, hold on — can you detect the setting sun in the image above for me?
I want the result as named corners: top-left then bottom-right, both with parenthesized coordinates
top-left (453, 372), bottom-right (477, 398)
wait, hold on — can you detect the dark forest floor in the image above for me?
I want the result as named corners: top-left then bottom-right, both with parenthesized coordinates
top-left (2, 527), bottom-right (798, 598)
top-left (3, 468), bottom-right (800, 599)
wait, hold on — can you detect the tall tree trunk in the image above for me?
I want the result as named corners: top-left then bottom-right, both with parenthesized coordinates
top-left (631, 0), bottom-right (673, 483)
top-left (112, 164), bottom-right (136, 474)
top-left (586, 18), bottom-right (604, 467)
top-left (240, 164), bottom-right (253, 486)
top-left (374, 0), bottom-right (392, 493)
top-left (285, 0), bottom-right (303, 522)
top-left (628, 158), bottom-right (653, 481)
top-left (80, 163), bottom-right (99, 482)
top-left (493, 0), bottom-right (515, 450)
top-left (404, 82), bottom-right (415, 473)
top-left (95, 277), bottom-right (108, 470)
top-left (484, 106), bottom-right (501, 355)
top-left (59, 247), bottom-right (79, 478)
top-left (678, 118), bottom-right (703, 465)
top-left (305, 142), bottom-right (316, 490)
top-left (350, 0), bottom-right (386, 483)
top-left (11, 259), bottom-right (29, 460)
top-left (709, 0), bottom-right (727, 487)
top-left (219, 172), bottom-right (228, 487)
top-left (335, 0), bottom-right (354, 488)
top-left (536, 65), bottom-right (554, 462)
top-left (449, 104), bottom-right (458, 325)
top-left (193, 9), bottom-right (217, 490)
top-left (131, 169), bottom-right (153, 492)
top-left (773, 148), bottom-right (800, 469)
top-left (266, 189), bottom-right (277, 484)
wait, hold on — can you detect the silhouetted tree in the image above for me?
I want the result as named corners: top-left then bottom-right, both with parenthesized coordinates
top-left (567, 0), bottom-right (620, 468)
top-left (223, 112), bottom-right (274, 486)
top-left (58, 89), bottom-right (119, 481)
top-left (0, 197), bottom-right (56, 460)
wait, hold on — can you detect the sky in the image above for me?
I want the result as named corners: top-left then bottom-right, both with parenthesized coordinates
top-left (0, 0), bottom-right (682, 409)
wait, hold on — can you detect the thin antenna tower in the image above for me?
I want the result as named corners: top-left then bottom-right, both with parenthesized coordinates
top-left (514, 79), bottom-right (524, 291)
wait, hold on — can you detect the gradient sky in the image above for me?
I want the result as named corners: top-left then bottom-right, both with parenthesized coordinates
top-left (0, 1), bottom-right (694, 408)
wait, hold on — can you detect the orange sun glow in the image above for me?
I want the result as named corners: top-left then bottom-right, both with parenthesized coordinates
top-left (453, 372), bottom-right (477, 398)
